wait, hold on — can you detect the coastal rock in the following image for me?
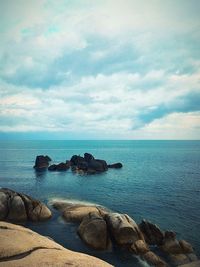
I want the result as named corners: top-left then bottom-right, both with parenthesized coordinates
top-left (84, 153), bottom-right (95, 162)
top-left (52, 201), bottom-right (108, 222)
top-left (131, 239), bottom-right (149, 255)
top-left (161, 231), bottom-right (182, 254)
top-left (78, 212), bottom-right (111, 250)
top-left (48, 162), bottom-right (70, 171)
top-left (70, 153), bottom-right (108, 174)
top-left (107, 163), bottom-right (123, 169)
top-left (143, 251), bottom-right (168, 267)
top-left (0, 188), bottom-right (51, 222)
top-left (0, 221), bottom-right (113, 267)
top-left (34, 155), bottom-right (51, 169)
top-left (168, 253), bottom-right (190, 266)
top-left (139, 219), bottom-right (164, 245)
top-left (88, 159), bottom-right (108, 173)
top-left (179, 240), bottom-right (194, 253)
top-left (105, 213), bottom-right (144, 246)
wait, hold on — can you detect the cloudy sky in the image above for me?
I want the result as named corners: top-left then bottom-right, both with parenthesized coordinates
top-left (0, 0), bottom-right (200, 139)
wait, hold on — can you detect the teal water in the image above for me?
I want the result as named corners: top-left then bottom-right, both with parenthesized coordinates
top-left (0, 140), bottom-right (200, 266)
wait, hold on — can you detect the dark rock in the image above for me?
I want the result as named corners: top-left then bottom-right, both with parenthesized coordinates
top-left (70, 155), bottom-right (85, 166)
top-left (48, 164), bottom-right (57, 171)
top-left (88, 159), bottom-right (108, 173)
top-left (77, 161), bottom-right (88, 171)
top-left (105, 213), bottom-right (144, 246)
top-left (65, 160), bottom-right (71, 167)
top-left (143, 251), bottom-right (168, 267)
top-left (179, 240), bottom-right (194, 253)
top-left (84, 153), bottom-right (95, 162)
top-left (78, 212), bottom-right (111, 250)
top-left (160, 230), bottom-right (182, 254)
top-left (131, 240), bottom-right (149, 255)
top-left (107, 163), bottom-right (123, 169)
top-left (56, 162), bottom-right (70, 171)
top-left (139, 220), bottom-right (164, 246)
top-left (0, 188), bottom-right (51, 222)
top-left (34, 155), bottom-right (51, 169)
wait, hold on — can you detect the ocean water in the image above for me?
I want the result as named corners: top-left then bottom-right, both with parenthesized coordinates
top-left (0, 140), bottom-right (200, 266)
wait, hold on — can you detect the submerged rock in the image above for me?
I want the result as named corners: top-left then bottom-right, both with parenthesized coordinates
top-left (0, 221), bottom-right (113, 267)
top-left (34, 155), bottom-right (51, 170)
top-left (78, 212), bottom-right (111, 250)
top-left (107, 163), bottom-right (123, 169)
top-left (0, 188), bottom-right (51, 222)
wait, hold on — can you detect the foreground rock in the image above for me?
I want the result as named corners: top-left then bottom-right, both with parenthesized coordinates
top-left (105, 213), bottom-right (144, 246)
top-left (52, 201), bottom-right (108, 222)
top-left (34, 155), bottom-right (51, 170)
top-left (0, 221), bottom-right (113, 267)
top-left (0, 188), bottom-right (51, 222)
top-left (78, 212), bottom-right (112, 250)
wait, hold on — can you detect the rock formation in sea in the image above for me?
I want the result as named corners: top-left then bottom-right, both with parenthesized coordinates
top-left (0, 188), bottom-right (51, 222)
top-left (0, 221), bottom-right (113, 267)
top-left (52, 200), bottom-right (199, 267)
top-left (33, 155), bottom-right (52, 170)
top-left (34, 152), bottom-right (123, 174)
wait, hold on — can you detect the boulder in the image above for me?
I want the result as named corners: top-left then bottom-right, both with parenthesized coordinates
top-left (48, 164), bottom-right (57, 171)
top-left (0, 188), bottom-right (51, 222)
top-left (34, 155), bottom-right (51, 169)
top-left (131, 239), bottom-right (149, 255)
top-left (168, 253), bottom-right (190, 266)
top-left (143, 251), bottom-right (168, 267)
top-left (107, 163), bottom-right (123, 169)
top-left (161, 231), bottom-right (182, 254)
top-left (0, 221), bottom-right (113, 267)
top-left (84, 153), bottom-right (95, 162)
top-left (56, 162), bottom-right (70, 171)
top-left (179, 240), bottom-right (194, 253)
top-left (139, 219), bottom-right (164, 245)
top-left (105, 213), bottom-right (144, 246)
top-left (88, 159), bottom-right (108, 173)
top-left (52, 201), bottom-right (108, 222)
top-left (70, 155), bottom-right (85, 166)
top-left (78, 212), bottom-right (111, 250)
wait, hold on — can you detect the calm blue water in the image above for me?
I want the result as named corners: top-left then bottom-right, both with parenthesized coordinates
top-left (0, 140), bottom-right (200, 266)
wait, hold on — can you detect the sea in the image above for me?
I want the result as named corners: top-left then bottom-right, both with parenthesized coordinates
top-left (0, 140), bottom-right (199, 267)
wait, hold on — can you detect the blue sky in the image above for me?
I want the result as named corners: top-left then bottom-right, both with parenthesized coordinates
top-left (0, 0), bottom-right (200, 139)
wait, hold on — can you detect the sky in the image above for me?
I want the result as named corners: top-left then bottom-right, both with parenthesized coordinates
top-left (0, 0), bottom-right (200, 140)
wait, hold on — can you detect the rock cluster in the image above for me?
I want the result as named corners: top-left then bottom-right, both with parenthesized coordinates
top-left (0, 188), bottom-right (51, 222)
top-left (53, 201), bottom-right (199, 267)
top-left (34, 153), bottom-right (123, 174)
top-left (0, 221), bottom-right (113, 267)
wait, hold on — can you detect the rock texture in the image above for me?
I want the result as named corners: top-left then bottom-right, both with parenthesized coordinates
top-left (139, 219), bottom-right (164, 245)
top-left (105, 213), bottom-right (144, 246)
top-left (0, 221), bottom-right (113, 267)
top-left (52, 201), bottom-right (108, 222)
top-left (0, 188), bottom-right (51, 222)
top-left (78, 212), bottom-right (112, 250)
top-left (107, 163), bottom-right (123, 169)
top-left (48, 162), bottom-right (70, 171)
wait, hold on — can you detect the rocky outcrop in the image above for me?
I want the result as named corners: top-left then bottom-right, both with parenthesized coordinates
top-left (33, 155), bottom-right (51, 170)
top-left (105, 213), bottom-right (144, 246)
top-left (107, 163), bottom-right (123, 168)
top-left (78, 212), bottom-right (112, 250)
top-left (142, 251), bottom-right (168, 267)
top-left (139, 219), bottom-right (164, 246)
top-left (0, 188), bottom-right (51, 222)
top-left (48, 162), bottom-right (70, 171)
top-left (52, 201), bottom-right (108, 222)
top-left (0, 221), bottom-right (113, 267)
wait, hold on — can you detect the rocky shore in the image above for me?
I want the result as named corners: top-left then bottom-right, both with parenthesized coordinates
top-left (0, 221), bottom-right (112, 267)
top-left (33, 153), bottom-right (123, 174)
top-left (0, 188), bottom-right (199, 267)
